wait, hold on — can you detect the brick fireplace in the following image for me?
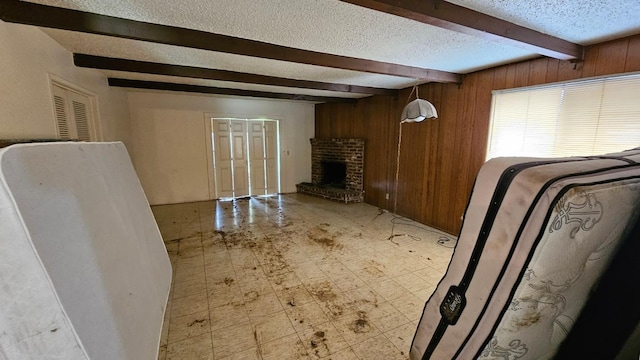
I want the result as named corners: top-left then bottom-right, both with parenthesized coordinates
top-left (297, 138), bottom-right (365, 203)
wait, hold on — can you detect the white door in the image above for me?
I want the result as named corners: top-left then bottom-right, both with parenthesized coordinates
top-left (264, 121), bottom-right (279, 194)
top-left (213, 120), bottom-right (235, 198)
top-left (210, 118), bottom-right (280, 199)
top-left (230, 120), bottom-right (249, 198)
top-left (249, 122), bottom-right (267, 195)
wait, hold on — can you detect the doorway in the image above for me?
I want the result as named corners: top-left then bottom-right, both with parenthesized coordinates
top-left (210, 118), bottom-right (280, 199)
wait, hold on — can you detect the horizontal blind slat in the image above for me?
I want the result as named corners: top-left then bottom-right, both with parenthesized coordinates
top-left (488, 73), bottom-right (640, 160)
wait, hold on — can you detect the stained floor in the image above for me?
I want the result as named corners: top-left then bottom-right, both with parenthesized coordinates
top-left (152, 193), bottom-right (455, 360)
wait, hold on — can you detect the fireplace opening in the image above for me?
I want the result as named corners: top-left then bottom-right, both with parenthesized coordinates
top-left (320, 161), bottom-right (346, 189)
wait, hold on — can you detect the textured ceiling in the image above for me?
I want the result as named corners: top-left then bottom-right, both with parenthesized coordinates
top-left (19, 0), bottom-right (640, 102)
top-left (447, 0), bottom-right (640, 45)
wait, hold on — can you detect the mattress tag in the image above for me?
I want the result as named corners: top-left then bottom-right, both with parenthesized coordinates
top-left (440, 285), bottom-right (466, 325)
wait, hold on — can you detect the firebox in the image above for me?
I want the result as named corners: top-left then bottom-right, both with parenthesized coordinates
top-left (321, 161), bottom-right (347, 188)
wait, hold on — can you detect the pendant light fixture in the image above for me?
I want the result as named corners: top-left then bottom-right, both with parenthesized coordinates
top-left (400, 84), bottom-right (438, 123)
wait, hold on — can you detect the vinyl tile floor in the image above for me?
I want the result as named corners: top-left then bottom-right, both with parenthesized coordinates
top-left (152, 193), bottom-right (456, 360)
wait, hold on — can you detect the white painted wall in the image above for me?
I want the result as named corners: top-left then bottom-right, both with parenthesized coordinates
top-left (0, 21), bottom-right (313, 206)
top-left (0, 22), bottom-right (131, 146)
top-left (128, 91), bottom-right (314, 205)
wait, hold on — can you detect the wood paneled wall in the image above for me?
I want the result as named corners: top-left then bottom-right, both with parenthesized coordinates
top-left (315, 34), bottom-right (640, 235)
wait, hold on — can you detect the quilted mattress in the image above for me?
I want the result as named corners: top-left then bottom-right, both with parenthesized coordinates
top-left (0, 142), bottom-right (172, 360)
top-left (411, 149), bottom-right (640, 359)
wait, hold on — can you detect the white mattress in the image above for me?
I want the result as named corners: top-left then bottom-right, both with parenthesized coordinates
top-left (0, 142), bottom-right (172, 360)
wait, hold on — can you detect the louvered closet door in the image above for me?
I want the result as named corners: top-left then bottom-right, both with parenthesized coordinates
top-left (68, 91), bottom-right (91, 141)
top-left (52, 84), bottom-right (74, 140)
top-left (51, 84), bottom-right (93, 141)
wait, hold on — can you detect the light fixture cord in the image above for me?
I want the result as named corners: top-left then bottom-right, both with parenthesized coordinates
top-left (395, 79), bottom-right (419, 213)
top-left (404, 80), bottom-right (419, 106)
top-left (393, 122), bottom-right (403, 213)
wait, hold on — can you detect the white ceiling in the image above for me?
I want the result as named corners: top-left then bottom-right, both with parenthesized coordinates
top-left (21, 0), bottom-right (640, 101)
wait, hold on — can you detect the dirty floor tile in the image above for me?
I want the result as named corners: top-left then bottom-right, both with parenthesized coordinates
top-left (154, 194), bottom-right (454, 359)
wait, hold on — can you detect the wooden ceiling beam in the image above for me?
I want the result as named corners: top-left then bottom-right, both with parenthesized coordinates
top-left (340, 0), bottom-right (583, 60)
top-left (107, 78), bottom-right (357, 103)
top-left (74, 54), bottom-right (397, 96)
top-left (0, 0), bottom-right (461, 83)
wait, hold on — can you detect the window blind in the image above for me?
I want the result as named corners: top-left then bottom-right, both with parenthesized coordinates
top-left (487, 73), bottom-right (640, 160)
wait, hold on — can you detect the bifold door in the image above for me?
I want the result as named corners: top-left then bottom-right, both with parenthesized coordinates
top-left (212, 119), bottom-right (279, 199)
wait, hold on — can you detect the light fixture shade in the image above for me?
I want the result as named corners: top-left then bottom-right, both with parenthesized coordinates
top-left (400, 98), bottom-right (438, 123)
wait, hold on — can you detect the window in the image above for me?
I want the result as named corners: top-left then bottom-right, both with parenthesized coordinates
top-left (51, 82), bottom-right (95, 141)
top-left (487, 72), bottom-right (640, 160)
